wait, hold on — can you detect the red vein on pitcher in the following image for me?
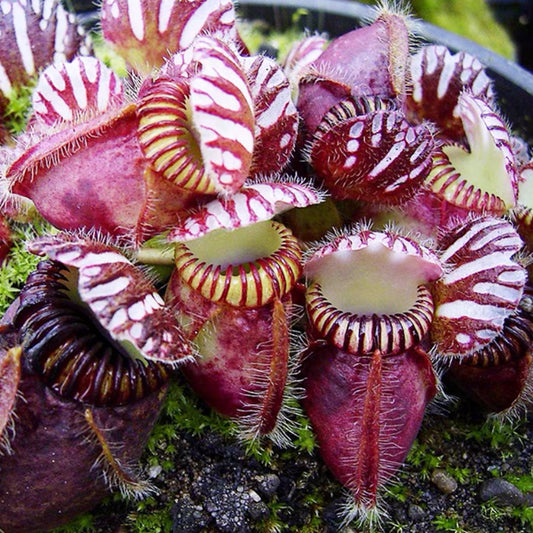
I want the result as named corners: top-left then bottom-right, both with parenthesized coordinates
top-left (101, 0), bottom-right (237, 72)
top-left (167, 180), bottom-right (324, 241)
top-left (174, 221), bottom-right (302, 307)
top-left (32, 57), bottom-right (124, 125)
top-left (138, 36), bottom-right (254, 194)
top-left (243, 54), bottom-right (298, 176)
top-left (425, 93), bottom-right (518, 213)
top-left (407, 45), bottom-right (494, 137)
top-left (432, 216), bottom-right (526, 357)
top-left (27, 233), bottom-right (193, 365)
top-left (0, 0), bottom-right (88, 98)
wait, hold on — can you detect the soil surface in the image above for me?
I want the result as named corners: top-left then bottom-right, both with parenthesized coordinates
top-left (60, 378), bottom-right (533, 533)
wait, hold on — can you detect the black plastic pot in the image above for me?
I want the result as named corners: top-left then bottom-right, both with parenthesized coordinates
top-left (237, 0), bottom-right (533, 142)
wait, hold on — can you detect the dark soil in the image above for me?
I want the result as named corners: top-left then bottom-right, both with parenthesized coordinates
top-left (65, 381), bottom-right (533, 533)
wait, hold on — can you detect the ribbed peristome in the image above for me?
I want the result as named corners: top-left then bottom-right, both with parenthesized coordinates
top-left (174, 220), bottom-right (302, 307)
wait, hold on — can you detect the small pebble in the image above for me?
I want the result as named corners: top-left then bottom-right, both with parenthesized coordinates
top-left (148, 464), bottom-right (162, 478)
top-left (257, 473), bottom-right (281, 498)
top-left (247, 500), bottom-right (269, 521)
top-left (431, 469), bottom-right (458, 494)
top-left (248, 489), bottom-right (261, 503)
top-left (479, 478), bottom-right (527, 507)
top-left (172, 496), bottom-right (209, 533)
top-left (407, 504), bottom-right (426, 521)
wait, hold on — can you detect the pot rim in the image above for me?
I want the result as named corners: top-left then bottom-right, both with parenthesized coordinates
top-left (241, 0), bottom-right (532, 84)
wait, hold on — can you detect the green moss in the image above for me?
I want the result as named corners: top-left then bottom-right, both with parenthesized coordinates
top-left (385, 482), bottom-right (411, 503)
top-left (510, 506), bottom-right (533, 530)
top-left (387, 521), bottom-right (409, 533)
top-left (405, 439), bottom-right (443, 480)
top-left (291, 415), bottom-right (317, 454)
top-left (45, 513), bottom-right (96, 533)
top-left (3, 83), bottom-right (35, 135)
top-left (146, 380), bottom-right (237, 449)
top-left (258, 498), bottom-right (290, 533)
top-left (504, 472), bottom-right (533, 494)
top-left (432, 512), bottom-right (475, 533)
top-left (445, 466), bottom-right (481, 486)
top-left (482, 500), bottom-right (533, 531)
top-left (128, 503), bottom-right (174, 533)
top-left (0, 220), bottom-right (54, 315)
top-left (463, 416), bottom-right (524, 452)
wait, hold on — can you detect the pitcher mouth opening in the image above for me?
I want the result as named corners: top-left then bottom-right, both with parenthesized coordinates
top-left (14, 261), bottom-right (168, 407)
top-left (173, 220), bottom-right (302, 307)
top-left (306, 281), bottom-right (434, 356)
